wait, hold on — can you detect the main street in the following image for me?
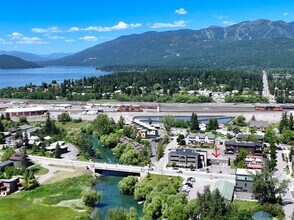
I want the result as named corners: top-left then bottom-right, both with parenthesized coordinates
top-left (262, 70), bottom-right (276, 103)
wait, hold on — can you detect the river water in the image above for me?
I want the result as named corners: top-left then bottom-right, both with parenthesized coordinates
top-left (92, 137), bottom-right (143, 219)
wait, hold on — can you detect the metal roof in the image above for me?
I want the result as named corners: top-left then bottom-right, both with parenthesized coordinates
top-left (214, 180), bottom-right (235, 201)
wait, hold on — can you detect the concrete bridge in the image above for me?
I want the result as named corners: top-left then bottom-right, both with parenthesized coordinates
top-left (28, 155), bottom-right (148, 176)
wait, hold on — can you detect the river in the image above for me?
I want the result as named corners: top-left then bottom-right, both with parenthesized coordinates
top-left (91, 137), bottom-right (143, 219)
top-left (0, 66), bottom-right (110, 88)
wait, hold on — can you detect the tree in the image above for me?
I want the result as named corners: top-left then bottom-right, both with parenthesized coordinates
top-left (54, 142), bottom-right (62, 158)
top-left (190, 113), bottom-right (199, 132)
top-left (57, 112), bottom-right (72, 123)
top-left (252, 167), bottom-right (289, 204)
top-left (18, 116), bottom-right (28, 125)
top-left (127, 207), bottom-right (138, 220)
top-left (107, 208), bottom-right (128, 220)
top-left (117, 115), bottom-right (125, 129)
top-left (233, 115), bottom-right (246, 126)
top-left (1, 147), bottom-right (15, 161)
top-left (251, 115), bottom-right (256, 121)
top-left (289, 113), bottom-right (294, 130)
top-left (176, 134), bottom-right (185, 145)
top-left (279, 112), bottom-right (288, 133)
top-left (156, 142), bottom-right (165, 160)
top-left (99, 133), bottom-right (120, 148)
top-left (269, 143), bottom-right (277, 170)
top-left (264, 126), bottom-right (277, 144)
top-left (207, 118), bottom-right (218, 131)
top-left (83, 190), bottom-right (102, 207)
top-left (246, 134), bottom-right (258, 142)
top-left (0, 133), bottom-right (5, 144)
top-left (118, 176), bottom-right (138, 195)
top-left (148, 117), bottom-right (153, 125)
top-left (162, 115), bottom-right (174, 133)
top-left (23, 169), bottom-right (39, 190)
top-left (0, 120), bottom-right (4, 132)
top-left (233, 149), bottom-right (249, 168)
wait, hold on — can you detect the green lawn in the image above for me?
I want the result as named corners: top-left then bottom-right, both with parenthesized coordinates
top-left (56, 121), bottom-right (87, 131)
top-left (29, 164), bottom-right (49, 175)
top-left (0, 174), bottom-right (94, 220)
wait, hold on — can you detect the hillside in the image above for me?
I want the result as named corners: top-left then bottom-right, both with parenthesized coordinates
top-left (0, 54), bottom-right (43, 69)
top-left (0, 51), bottom-right (73, 62)
top-left (44, 19), bottom-right (294, 69)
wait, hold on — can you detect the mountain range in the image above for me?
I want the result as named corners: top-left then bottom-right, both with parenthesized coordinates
top-left (0, 51), bottom-right (73, 62)
top-left (0, 54), bottom-right (42, 69)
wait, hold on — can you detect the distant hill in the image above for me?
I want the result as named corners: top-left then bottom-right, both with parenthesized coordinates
top-left (0, 51), bottom-right (73, 62)
top-left (0, 54), bottom-right (43, 69)
top-left (44, 19), bottom-right (294, 69)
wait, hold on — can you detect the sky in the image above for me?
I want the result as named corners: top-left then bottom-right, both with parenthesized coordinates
top-left (0, 0), bottom-right (293, 54)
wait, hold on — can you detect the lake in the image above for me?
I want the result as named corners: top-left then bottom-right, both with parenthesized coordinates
top-left (0, 66), bottom-right (110, 88)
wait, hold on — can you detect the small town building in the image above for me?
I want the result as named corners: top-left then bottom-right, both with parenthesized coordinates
top-left (25, 127), bottom-right (41, 138)
top-left (0, 160), bottom-right (14, 172)
top-left (46, 141), bottom-right (68, 152)
top-left (186, 133), bottom-right (216, 144)
top-left (5, 107), bottom-right (48, 117)
top-left (137, 128), bottom-right (159, 139)
top-left (235, 168), bottom-right (256, 192)
top-left (28, 136), bottom-right (41, 146)
top-left (168, 148), bottom-right (207, 169)
top-left (245, 155), bottom-right (264, 169)
top-left (225, 141), bottom-right (263, 155)
top-left (214, 180), bottom-right (235, 201)
top-left (9, 153), bottom-right (26, 168)
top-left (249, 120), bottom-right (269, 132)
top-left (236, 134), bottom-right (264, 143)
top-left (119, 136), bottom-right (143, 152)
top-left (0, 177), bottom-right (21, 196)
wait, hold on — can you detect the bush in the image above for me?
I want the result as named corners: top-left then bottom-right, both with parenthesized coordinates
top-left (83, 190), bottom-right (102, 207)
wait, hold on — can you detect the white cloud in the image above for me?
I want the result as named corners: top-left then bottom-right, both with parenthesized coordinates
top-left (31, 26), bottom-right (61, 33)
top-left (65, 39), bottom-right (75, 42)
top-left (175, 8), bottom-right (187, 15)
top-left (283, 12), bottom-right (289, 16)
top-left (16, 37), bottom-right (48, 44)
top-left (9, 32), bottom-right (23, 39)
top-left (48, 36), bottom-right (65, 40)
top-left (0, 38), bottom-right (13, 44)
top-left (79, 36), bottom-right (98, 41)
top-left (214, 15), bottom-right (228, 20)
top-left (223, 20), bottom-right (236, 26)
top-left (149, 20), bottom-right (188, 29)
top-left (68, 21), bottom-right (142, 32)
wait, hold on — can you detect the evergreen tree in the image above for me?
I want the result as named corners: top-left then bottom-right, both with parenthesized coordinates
top-left (207, 118), bottom-right (218, 131)
top-left (54, 142), bottom-right (62, 158)
top-left (269, 143), bottom-right (277, 170)
top-left (148, 117), bottom-right (153, 125)
top-left (0, 120), bottom-right (4, 132)
top-left (190, 113), bottom-right (199, 132)
top-left (279, 112), bottom-right (288, 133)
top-left (289, 113), bottom-right (294, 130)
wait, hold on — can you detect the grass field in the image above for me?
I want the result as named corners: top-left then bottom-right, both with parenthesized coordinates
top-left (0, 174), bottom-right (94, 220)
top-left (56, 121), bottom-right (87, 131)
top-left (44, 168), bottom-right (89, 184)
top-left (29, 164), bottom-right (49, 175)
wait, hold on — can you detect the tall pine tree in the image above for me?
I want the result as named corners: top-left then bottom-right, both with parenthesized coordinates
top-left (190, 113), bottom-right (200, 132)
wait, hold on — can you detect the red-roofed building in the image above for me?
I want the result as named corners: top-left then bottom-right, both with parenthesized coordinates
top-left (245, 155), bottom-right (264, 169)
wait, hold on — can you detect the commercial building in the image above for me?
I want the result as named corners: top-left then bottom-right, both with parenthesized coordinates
top-left (168, 148), bottom-right (207, 169)
top-left (245, 155), bottom-right (264, 169)
top-left (5, 107), bottom-right (48, 117)
top-left (235, 169), bottom-right (257, 192)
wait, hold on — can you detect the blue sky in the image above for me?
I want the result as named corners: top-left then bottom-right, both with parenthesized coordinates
top-left (0, 0), bottom-right (293, 54)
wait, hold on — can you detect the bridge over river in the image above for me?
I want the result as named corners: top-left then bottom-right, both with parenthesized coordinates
top-left (28, 155), bottom-right (236, 181)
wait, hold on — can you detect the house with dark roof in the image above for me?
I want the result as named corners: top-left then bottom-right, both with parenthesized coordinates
top-left (236, 134), bottom-right (264, 143)
top-left (119, 136), bottom-right (143, 152)
top-left (0, 160), bottom-right (14, 172)
top-left (0, 177), bottom-right (21, 196)
top-left (225, 141), bottom-right (263, 155)
top-left (249, 120), bottom-right (269, 132)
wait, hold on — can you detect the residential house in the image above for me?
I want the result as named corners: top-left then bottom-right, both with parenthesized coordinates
top-left (0, 177), bottom-right (21, 196)
top-left (186, 133), bottom-right (216, 145)
top-left (236, 134), bottom-right (264, 143)
top-left (46, 141), bottom-right (68, 153)
top-left (249, 120), bottom-right (269, 132)
top-left (0, 160), bottom-right (14, 172)
top-left (119, 136), bottom-right (143, 152)
top-left (225, 141), bottom-right (263, 155)
top-left (9, 153), bottom-right (27, 168)
top-left (28, 136), bottom-right (42, 146)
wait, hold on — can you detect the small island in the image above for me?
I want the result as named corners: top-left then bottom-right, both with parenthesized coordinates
top-left (0, 54), bottom-right (43, 69)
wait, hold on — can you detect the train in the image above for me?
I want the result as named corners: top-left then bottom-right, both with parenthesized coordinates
top-left (255, 105), bottom-right (294, 111)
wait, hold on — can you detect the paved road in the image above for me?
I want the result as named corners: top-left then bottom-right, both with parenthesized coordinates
top-left (262, 70), bottom-right (276, 103)
top-left (276, 150), bottom-right (294, 220)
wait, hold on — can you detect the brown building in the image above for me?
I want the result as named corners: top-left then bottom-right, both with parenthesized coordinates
top-left (5, 107), bottom-right (48, 117)
top-left (225, 141), bottom-right (263, 155)
top-left (0, 177), bottom-right (21, 196)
